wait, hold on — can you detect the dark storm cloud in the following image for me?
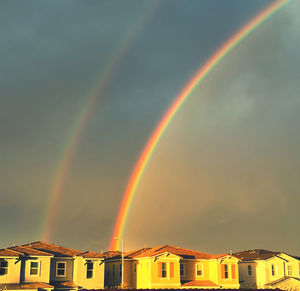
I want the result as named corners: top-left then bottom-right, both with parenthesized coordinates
top-left (125, 1), bottom-right (300, 254)
top-left (1, 0), bottom-right (297, 254)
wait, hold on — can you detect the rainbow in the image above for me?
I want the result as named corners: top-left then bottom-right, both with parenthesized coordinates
top-left (41, 2), bottom-right (159, 242)
top-left (109, 0), bottom-right (290, 250)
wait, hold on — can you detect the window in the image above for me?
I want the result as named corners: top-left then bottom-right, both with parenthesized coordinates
top-left (112, 264), bottom-right (115, 277)
top-left (133, 263), bottom-right (136, 273)
top-left (30, 261), bottom-right (39, 276)
top-left (248, 265), bottom-right (252, 276)
top-left (224, 264), bottom-right (229, 279)
top-left (119, 263), bottom-right (122, 277)
top-left (86, 261), bottom-right (93, 279)
top-left (0, 261), bottom-right (8, 275)
top-left (196, 263), bottom-right (203, 276)
top-left (56, 262), bottom-right (66, 277)
top-left (180, 263), bottom-right (185, 276)
top-left (271, 264), bottom-right (277, 276)
top-left (162, 262), bottom-right (167, 278)
top-left (287, 265), bottom-right (293, 276)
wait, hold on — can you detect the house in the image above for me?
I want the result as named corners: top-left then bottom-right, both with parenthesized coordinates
top-left (23, 242), bottom-right (105, 291)
top-left (104, 245), bottom-right (240, 289)
top-left (0, 242), bottom-right (105, 291)
top-left (0, 246), bottom-right (54, 291)
top-left (234, 249), bottom-right (300, 290)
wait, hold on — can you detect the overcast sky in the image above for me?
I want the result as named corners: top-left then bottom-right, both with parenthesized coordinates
top-left (1, 0), bottom-right (299, 255)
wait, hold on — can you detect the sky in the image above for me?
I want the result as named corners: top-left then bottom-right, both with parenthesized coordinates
top-left (1, 0), bottom-right (299, 255)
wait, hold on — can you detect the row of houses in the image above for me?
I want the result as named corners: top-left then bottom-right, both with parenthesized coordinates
top-left (0, 241), bottom-right (299, 290)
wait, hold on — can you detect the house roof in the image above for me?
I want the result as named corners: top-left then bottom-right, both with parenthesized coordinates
top-left (78, 251), bottom-right (105, 259)
top-left (233, 249), bottom-right (281, 261)
top-left (0, 282), bottom-right (53, 290)
top-left (23, 241), bottom-right (82, 258)
top-left (265, 276), bottom-right (300, 287)
top-left (0, 248), bottom-right (23, 257)
top-left (50, 281), bottom-right (77, 289)
top-left (9, 246), bottom-right (53, 257)
top-left (130, 245), bottom-right (228, 260)
top-left (103, 250), bottom-right (122, 258)
top-left (181, 280), bottom-right (219, 287)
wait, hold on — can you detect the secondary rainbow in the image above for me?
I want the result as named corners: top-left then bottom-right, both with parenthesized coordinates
top-left (109, 0), bottom-right (290, 250)
top-left (42, 2), bottom-right (159, 242)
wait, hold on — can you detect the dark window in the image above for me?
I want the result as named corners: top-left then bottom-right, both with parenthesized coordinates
top-left (86, 262), bottom-right (93, 278)
top-left (248, 265), bottom-right (252, 275)
top-left (0, 261), bottom-right (8, 275)
top-left (224, 264), bottom-right (228, 279)
top-left (180, 263), bottom-right (184, 276)
top-left (162, 262), bottom-right (167, 278)
top-left (30, 262), bottom-right (39, 275)
top-left (57, 262), bottom-right (66, 276)
top-left (196, 264), bottom-right (203, 276)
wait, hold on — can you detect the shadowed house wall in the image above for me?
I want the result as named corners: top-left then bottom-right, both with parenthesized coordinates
top-left (49, 258), bottom-right (74, 282)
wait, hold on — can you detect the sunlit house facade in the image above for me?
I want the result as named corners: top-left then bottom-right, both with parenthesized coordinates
top-left (0, 242), bottom-right (105, 291)
top-left (104, 245), bottom-right (240, 289)
top-left (234, 249), bottom-right (300, 290)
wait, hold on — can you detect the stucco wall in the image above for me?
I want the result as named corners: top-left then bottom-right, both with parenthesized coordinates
top-left (23, 257), bottom-right (51, 283)
top-left (149, 254), bottom-right (180, 288)
top-left (73, 257), bottom-right (104, 289)
top-left (49, 258), bottom-right (74, 282)
top-left (0, 258), bottom-right (21, 284)
top-left (216, 257), bottom-right (239, 288)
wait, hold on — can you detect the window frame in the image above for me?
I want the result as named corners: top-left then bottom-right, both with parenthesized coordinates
top-left (247, 265), bottom-right (252, 276)
top-left (180, 262), bottom-right (185, 277)
top-left (224, 264), bottom-right (229, 279)
top-left (0, 260), bottom-right (8, 276)
top-left (86, 261), bottom-right (94, 279)
top-left (271, 264), bottom-right (278, 276)
top-left (196, 263), bottom-right (204, 277)
top-left (29, 261), bottom-right (40, 276)
top-left (56, 261), bottom-right (67, 277)
top-left (287, 265), bottom-right (293, 276)
top-left (161, 262), bottom-right (167, 278)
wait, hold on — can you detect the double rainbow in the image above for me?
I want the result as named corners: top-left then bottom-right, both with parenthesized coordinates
top-left (109, 0), bottom-right (290, 250)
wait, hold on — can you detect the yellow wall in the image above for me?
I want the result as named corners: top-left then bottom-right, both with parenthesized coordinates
top-left (180, 260), bottom-right (211, 282)
top-left (23, 257), bottom-right (51, 283)
top-left (148, 253), bottom-right (181, 288)
top-left (0, 257), bottom-right (21, 284)
top-left (238, 253), bottom-right (300, 289)
top-left (73, 257), bottom-right (104, 289)
top-left (216, 257), bottom-right (239, 288)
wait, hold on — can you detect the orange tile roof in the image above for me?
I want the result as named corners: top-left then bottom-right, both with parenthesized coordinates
top-left (103, 250), bottom-right (122, 258)
top-left (132, 245), bottom-right (220, 260)
top-left (78, 251), bottom-right (105, 259)
top-left (0, 282), bottom-right (53, 290)
top-left (51, 281), bottom-right (77, 288)
top-left (23, 241), bottom-right (82, 257)
top-left (9, 246), bottom-right (53, 257)
top-left (0, 248), bottom-right (23, 257)
top-left (182, 280), bottom-right (219, 287)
